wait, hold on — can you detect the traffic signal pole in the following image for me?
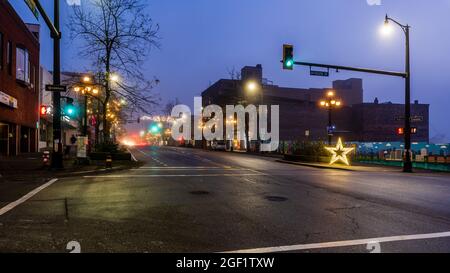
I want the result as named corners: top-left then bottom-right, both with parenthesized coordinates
top-left (34, 0), bottom-right (63, 168)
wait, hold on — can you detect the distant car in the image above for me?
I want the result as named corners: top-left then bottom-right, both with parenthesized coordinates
top-left (211, 141), bottom-right (226, 151)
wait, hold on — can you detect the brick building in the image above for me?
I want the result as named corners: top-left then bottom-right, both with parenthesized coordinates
top-left (201, 64), bottom-right (429, 145)
top-left (0, 1), bottom-right (40, 156)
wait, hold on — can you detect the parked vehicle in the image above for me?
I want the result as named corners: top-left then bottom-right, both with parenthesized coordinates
top-left (211, 141), bottom-right (226, 151)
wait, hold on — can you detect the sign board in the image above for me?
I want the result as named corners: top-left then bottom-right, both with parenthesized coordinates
top-left (0, 90), bottom-right (18, 109)
top-left (310, 70), bottom-right (329, 77)
top-left (77, 136), bottom-right (88, 158)
top-left (395, 115), bottom-right (424, 122)
top-left (24, 0), bottom-right (39, 20)
top-left (45, 85), bottom-right (67, 92)
top-left (411, 116), bottom-right (424, 122)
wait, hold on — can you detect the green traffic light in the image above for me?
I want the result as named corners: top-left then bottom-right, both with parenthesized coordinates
top-left (150, 124), bottom-right (161, 134)
top-left (65, 105), bottom-right (77, 117)
top-left (286, 59), bottom-right (293, 67)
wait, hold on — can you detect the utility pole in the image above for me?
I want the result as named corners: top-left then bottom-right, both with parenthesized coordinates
top-left (404, 25), bottom-right (412, 173)
top-left (52, 0), bottom-right (63, 168)
top-left (384, 14), bottom-right (413, 173)
top-left (34, 0), bottom-right (63, 168)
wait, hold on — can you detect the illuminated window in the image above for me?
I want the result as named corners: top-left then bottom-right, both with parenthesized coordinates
top-left (7, 41), bottom-right (12, 75)
top-left (16, 47), bottom-right (30, 84)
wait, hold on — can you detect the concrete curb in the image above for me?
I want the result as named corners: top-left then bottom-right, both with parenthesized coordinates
top-left (275, 159), bottom-right (356, 172)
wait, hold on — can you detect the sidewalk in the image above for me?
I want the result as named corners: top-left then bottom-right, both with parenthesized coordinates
top-left (0, 153), bottom-right (142, 182)
top-left (276, 159), bottom-right (450, 174)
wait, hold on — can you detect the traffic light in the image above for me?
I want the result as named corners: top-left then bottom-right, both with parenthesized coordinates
top-left (283, 44), bottom-right (294, 70)
top-left (64, 98), bottom-right (77, 118)
top-left (150, 124), bottom-right (161, 134)
top-left (40, 105), bottom-right (48, 116)
top-left (397, 127), bottom-right (418, 135)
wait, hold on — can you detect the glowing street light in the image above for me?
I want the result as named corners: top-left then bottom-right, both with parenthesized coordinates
top-left (110, 74), bottom-right (120, 82)
top-left (319, 90), bottom-right (342, 145)
top-left (382, 14), bottom-right (413, 173)
top-left (82, 76), bottom-right (91, 83)
top-left (245, 80), bottom-right (258, 93)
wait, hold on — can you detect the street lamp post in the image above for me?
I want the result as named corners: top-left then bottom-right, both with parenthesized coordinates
top-left (244, 80), bottom-right (263, 152)
top-left (74, 80), bottom-right (100, 138)
top-left (384, 14), bottom-right (413, 173)
top-left (320, 90), bottom-right (342, 145)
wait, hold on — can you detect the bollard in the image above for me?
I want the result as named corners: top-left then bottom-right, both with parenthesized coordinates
top-left (106, 154), bottom-right (113, 168)
top-left (43, 151), bottom-right (51, 167)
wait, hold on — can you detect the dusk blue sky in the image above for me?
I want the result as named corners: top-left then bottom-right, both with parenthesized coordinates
top-left (9, 0), bottom-right (450, 142)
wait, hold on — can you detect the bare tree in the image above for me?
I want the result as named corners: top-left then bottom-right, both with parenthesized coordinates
top-left (163, 98), bottom-right (181, 116)
top-left (227, 66), bottom-right (241, 80)
top-left (68, 0), bottom-right (160, 143)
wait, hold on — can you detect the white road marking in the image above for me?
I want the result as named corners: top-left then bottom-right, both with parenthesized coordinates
top-left (139, 166), bottom-right (223, 169)
top-left (132, 169), bottom-right (242, 171)
top-left (0, 178), bottom-right (58, 216)
top-left (222, 231), bottom-right (450, 253)
top-left (127, 149), bottom-right (138, 162)
top-left (135, 148), bottom-right (167, 166)
top-left (84, 173), bottom-right (267, 178)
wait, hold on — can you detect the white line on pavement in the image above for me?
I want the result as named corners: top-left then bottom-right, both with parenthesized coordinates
top-left (222, 231), bottom-right (450, 253)
top-left (139, 166), bottom-right (223, 169)
top-left (0, 178), bottom-right (58, 217)
top-left (127, 148), bottom-right (138, 162)
top-left (134, 167), bottom-right (238, 170)
top-left (84, 173), bottom-right (267, 178)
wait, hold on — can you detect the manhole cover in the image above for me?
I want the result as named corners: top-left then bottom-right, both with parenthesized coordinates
top-left (190, 190), bottom-right (210, 195)
top-left (265, 196), bottom-right (288, 202)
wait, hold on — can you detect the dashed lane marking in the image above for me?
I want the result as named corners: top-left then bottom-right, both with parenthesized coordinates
top-left (134, 148), bottom-right (168, 166)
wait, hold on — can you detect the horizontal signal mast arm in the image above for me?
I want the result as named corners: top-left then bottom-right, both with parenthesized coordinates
top-left (293, 61), bottom-right (407, 78)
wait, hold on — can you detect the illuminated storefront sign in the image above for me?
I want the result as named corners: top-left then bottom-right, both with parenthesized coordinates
top-left (0, 90), bottom-right (18, 109)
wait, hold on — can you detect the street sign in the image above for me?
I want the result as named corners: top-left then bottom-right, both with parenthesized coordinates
top-left (310, 70), bottom-right (329, 77)
top-left (24, 0), bottom-right (39, 20)
top-left (395, 115), bottom-right (424, 122)
top-left (45, 85), bottom-right (67, 92)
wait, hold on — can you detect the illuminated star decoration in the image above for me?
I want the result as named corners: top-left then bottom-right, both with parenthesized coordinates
top-left (325, 138), bottom-right (355, 166)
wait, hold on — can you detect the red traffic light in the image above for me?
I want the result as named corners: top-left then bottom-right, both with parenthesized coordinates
top-left (40, 105), bottom-right (48, 116)
top-left (397, 127), bottom-right (417, 135)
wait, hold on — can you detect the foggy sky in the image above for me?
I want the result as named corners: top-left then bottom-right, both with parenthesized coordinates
top-left (10, 0), bottom-right (450, 142)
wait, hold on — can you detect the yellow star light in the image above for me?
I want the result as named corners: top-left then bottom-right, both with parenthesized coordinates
top-left (325, 138), bottom-right (355, 166)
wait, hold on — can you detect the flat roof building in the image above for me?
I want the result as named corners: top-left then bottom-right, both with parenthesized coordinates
top-left (0, 1), bottom-right (40, 156)
top-left (201, 65), bottom-right (429, 145)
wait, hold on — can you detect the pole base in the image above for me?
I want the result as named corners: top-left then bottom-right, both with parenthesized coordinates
top-left (51, 152), bottom-right (64, 169)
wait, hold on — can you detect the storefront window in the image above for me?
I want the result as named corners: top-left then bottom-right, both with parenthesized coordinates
top-left (16, 47), bottom-right (30, 84)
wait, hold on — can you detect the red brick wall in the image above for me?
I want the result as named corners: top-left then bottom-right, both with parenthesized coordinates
top-left (0, 1), bottom-right (40, 128)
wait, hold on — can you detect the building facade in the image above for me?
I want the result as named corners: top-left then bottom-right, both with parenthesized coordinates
top-left (201, 65), bottom-right (429, 146)
top-left (0, 1), bottom-right (40, 156)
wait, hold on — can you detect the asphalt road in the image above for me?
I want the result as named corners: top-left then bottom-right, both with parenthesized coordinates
top-left (1, 145), bottom-right (450, 253)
